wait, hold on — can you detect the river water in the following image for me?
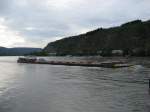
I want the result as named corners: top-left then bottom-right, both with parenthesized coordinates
top-left (0, 56), bottom-right (150, 112)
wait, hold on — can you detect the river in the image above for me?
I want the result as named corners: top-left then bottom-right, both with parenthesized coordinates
top-left (0, 56), bottom-right (149, 112)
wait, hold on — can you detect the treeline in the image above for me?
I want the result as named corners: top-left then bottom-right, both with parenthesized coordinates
top-left (28, 51), bottom-right (49, 56)
top-left (44, 20), bottom-right (150, 56)
top-left (0, 47), bottom-right (41, 56)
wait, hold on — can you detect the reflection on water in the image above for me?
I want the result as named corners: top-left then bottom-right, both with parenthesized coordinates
top-left (0, 56), bottom-right (150, 112)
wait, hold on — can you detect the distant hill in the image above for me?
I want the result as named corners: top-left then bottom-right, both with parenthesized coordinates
top-left (44, 20), bottom-right (150, 56)
top-left (0, 47), bottom-right (42, 56)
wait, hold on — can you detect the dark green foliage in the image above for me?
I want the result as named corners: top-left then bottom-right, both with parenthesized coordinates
top-left (0, 47), bottom-right (42, 56)
top-left (28, 51), bottom-right (49, 56)
top-left (44, 20), bottom-right (150, 56)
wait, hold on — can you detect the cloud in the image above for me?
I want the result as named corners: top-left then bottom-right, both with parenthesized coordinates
top-left (0, 0), bottom-right (150, 48)
top-left (0, 17), bottom-right (25, 47)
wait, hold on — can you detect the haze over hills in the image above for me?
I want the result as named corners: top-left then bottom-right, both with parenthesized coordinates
top-left (0, 47), bottom-right (42, 56)
top-left (44, 20), bottom-right (150, 56)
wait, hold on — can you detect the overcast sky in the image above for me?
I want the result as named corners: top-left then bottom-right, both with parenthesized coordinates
top-left (0, 0), bottom-right (150, 48)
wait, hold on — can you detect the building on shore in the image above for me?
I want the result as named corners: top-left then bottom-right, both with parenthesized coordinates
top-left (112, 50), bottom-right (123, 56)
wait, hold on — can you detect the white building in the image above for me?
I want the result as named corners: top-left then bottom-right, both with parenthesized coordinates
top-left (112, 50), bottom-right (123, 56)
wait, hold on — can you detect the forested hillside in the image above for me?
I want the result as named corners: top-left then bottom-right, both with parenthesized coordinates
top-left (44, 20), bottom-right (150, 56)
